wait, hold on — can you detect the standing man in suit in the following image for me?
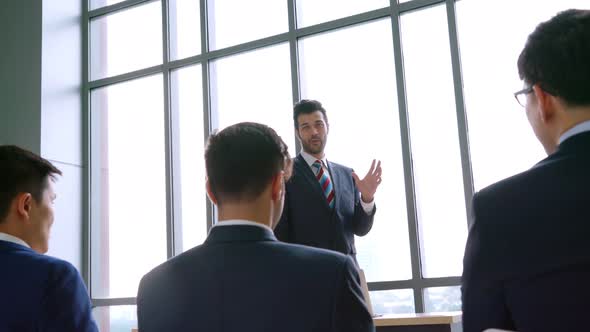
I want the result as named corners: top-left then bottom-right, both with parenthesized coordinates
top-left (137, 122), bottom-right (374, 332)
top-left (0, 145), bottom-right (98, 332)
top-left (275, 99), bottom-right (382, 261)
top-left (461, 9), bottom-right (590, 332)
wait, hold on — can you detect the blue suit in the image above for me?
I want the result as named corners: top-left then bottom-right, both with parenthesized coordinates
top-left (0, 240), bottom-right (98, 332)
top-left (462, 131), bottom-right (590, 332)
top-left (275, 154), bottom-right (375, 259)
top-left (137, 225), bottom-right (374, 332)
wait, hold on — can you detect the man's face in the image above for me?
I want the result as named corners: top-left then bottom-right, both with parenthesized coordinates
top-left (28, 178), bottom-right (56, 254)
top-left (296, 111), bottom-right (329, 156)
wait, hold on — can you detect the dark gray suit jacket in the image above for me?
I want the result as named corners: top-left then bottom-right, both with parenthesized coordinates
top-left (275, 154), bottom-right (376, 259)
top-left (462, 131), bottom-right (590, 332)
top-left (137, 225), bottom-right (374, 332)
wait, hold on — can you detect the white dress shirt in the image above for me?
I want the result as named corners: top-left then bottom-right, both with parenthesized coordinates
top-left (0, 232), bottom-right (30, 248)
top-left (211, 219), bottom-right (274, 233)
top-left (559, 120), bottom-right (590, 145)
top-left (300, 151), bottom-right (375, 212)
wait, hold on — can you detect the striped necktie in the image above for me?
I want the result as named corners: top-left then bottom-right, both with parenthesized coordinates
top-left (312, 159), bottom-right (335, 208)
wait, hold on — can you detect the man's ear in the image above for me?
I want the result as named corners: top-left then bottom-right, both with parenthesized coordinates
top-left (533, 85), bottom-right (557, 123)
top-left (205, 179), bottom-right (218, 205)
top-left (271, 171), bottom-right (284, 201)
top-left (14, 193), bottom-right (33, 221)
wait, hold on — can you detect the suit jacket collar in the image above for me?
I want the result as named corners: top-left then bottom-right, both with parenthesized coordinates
top-left (0, 239), bottom-right (35, 253)
top-left (556, 130), bottom-right (590, 155)
top-left (535, 131), bottom-right (590, 169)
top-left (0, 232), bottom-right (30, 248)
top-left (204, 225), bottom-right (277, 245)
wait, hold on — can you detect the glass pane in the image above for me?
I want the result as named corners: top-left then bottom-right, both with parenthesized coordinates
top-left (424, 286), bottom-right (461, 313)
top-left (170, 0), bottom-right (201, 60)
top-left (401, 5), bottom-right (467, 278)
top-left (296, 0), bottom-right (389, 27)
top-left (207, 0), bottom-right (288, 50)
top-left (90, 74), bottom-right (167, 298)
top-left (90, 0), bottom-right (127, 10)
top-left (93, 305), bottom-right (137, 332)
top-left (299, 20), bottom-right (411, 282)
top-left (210, 44), bottom-right (295, 155)
top-left (171, 65), bottom-right (207, 251)
top-left (90, 1), bottom-right (163, 80)
top-left (457, 0), bottom-right (586, 190)
top-left (370, 289), bottom-right (415, 315)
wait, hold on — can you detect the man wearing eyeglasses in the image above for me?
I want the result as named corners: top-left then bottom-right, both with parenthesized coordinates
top-left (461, 9), bottom-right (590, 332)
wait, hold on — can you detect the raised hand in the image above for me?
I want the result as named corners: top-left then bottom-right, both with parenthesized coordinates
top-left (352, 159), bottom-right (382, 203)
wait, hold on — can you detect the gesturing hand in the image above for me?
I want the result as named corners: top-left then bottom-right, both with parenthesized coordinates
top-left (352, 159), bottom-right (382, 203)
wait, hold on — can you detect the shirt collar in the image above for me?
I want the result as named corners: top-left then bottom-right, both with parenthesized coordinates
top-left (559, 120), bottom-right (590, 145)
top-left (211, 219), bottom-right (274, 233)
top-left (300, 150), bottom-right (328, 168)
top-left (0, 232), bottom-right (30, 248)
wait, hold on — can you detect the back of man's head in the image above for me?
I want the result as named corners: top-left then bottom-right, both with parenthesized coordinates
top-left (0, 145), bottom-right (62, 223)
top-left (205, 122), bottom-right (291, 206)
top-left (518, 9), bottom-right (590, 107)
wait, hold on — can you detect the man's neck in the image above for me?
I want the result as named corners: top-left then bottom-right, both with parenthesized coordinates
top-left (301, 150), bottom-right (326, 160)
top-left (301, 150), bottom-right (328, 167)
top-left (216, 204), bottom-right (272, 229)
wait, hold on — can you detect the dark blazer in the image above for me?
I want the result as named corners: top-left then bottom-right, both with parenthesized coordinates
top-left (0, 240), bottom-right (98, 332)
top-left (137, 225), bottom-right (374, 332)
top-left (462, 131), bottom-right (590, 332)
top-left (275, 154), bottom-right (376, 258)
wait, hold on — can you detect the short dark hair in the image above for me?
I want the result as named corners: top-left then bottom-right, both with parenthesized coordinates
top-left (0, 145), bottom-right (62, 222)
top-left (293, 99), bottom-right (329, 129)
top-left (205, 122), bottom-right (292, 205)
top-left (517, 9), bottom-right (590, 106)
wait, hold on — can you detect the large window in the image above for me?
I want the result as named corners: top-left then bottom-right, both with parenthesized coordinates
top-left (298, 19), bottom-right (411, 283)
top-left (90, 74), bottom-right (168, 300)
top-left (210, 44), bottom-right (296, 154)
top-left (456, 0), bottom-right (588, 190)
top-left (401, 4), bottom-right (467, 279)
top-left (85, 0), bottom-right (588, 328)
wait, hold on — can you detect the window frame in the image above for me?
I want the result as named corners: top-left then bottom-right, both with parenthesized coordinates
top-left (83, 0), bottom-right (472, 315)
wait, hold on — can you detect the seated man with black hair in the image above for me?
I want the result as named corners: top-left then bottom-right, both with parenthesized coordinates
top-left (137, 122), bottom-right (374, 332)
top-left (0, 145), bottom-right (98, 331)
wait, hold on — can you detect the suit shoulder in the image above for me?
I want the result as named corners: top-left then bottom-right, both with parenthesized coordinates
top-left (24, 254), bottom-right (84, 294)
top-left (273, 241), bottom-right (350, 266)
top-left (46, 257), bottom-right (81, 283)
top-left (139, 244), bottom-right (205, 285)
top-left (475, 161), bottom-right (546, 204)
top-left (21, 251), bottom-right (78, 275)
top-left (475, 151), bottom-right (577, 201)
top-left (328, 161), bottom-right (352, 173)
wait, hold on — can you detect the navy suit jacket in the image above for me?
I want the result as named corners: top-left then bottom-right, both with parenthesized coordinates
top-left (137, 225), bottom-right (374, 332)
top-left (275, 154), bottom-right (376, 258)
top-left (462, 131), bottom-right (590, 332)
top-left (0, 240), bottom-right (97, 332)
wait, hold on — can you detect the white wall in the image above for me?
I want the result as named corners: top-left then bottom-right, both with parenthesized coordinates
top-left (0, 0), bottom-right (84, 273)
top-left (0, 0), bottom-right (43, 152)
